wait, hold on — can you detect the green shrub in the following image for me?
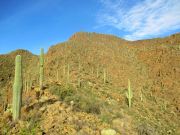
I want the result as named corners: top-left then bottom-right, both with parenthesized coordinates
top-left (19, 122), bottom-right (40, 135)
top-left (100, 114), bottom-right (112, 124)
top-left (49, 84), bottom-right (101, 114)
top-left (19, 110), bottom-right (41, 135)
top-left (0, 121), bottom-right (11, 135)
top-left (49, 84), bottom-right (75, 101)
top-left (65, 91), bottom-right (101, 114)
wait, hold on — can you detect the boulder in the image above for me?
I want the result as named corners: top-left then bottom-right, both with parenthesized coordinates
top-left (101, 128), bottom-right (116, 135)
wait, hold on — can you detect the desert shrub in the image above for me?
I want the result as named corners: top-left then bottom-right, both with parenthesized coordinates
top-left (66, 90), bottom-right (101, 114)
top-left (19, 110), bottom-right (41, 135)
top-left (49, 84), bottom-right (75, 101)
top-left (49, 84), bottom-right (101, 114)
top-left (137, 123), bottom-right (158, 135)
top-left (100, 114), bottom-right (112, 123)
top-left (0, 121), bottom-right (11, 135)
top-left (19, 122), bottom-right (40, 135)
top-left (65, 88), bottom-right (101, 114)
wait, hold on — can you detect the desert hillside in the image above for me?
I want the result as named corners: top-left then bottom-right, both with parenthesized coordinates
top-left (0, 32), bottom-right (180, 135)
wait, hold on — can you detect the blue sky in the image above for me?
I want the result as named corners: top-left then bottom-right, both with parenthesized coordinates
top-left (0, 0), bottom-right (180, 54)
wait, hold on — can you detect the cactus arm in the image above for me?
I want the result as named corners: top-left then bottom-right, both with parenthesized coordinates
top-left (126, 92), bottom-right (129, 99)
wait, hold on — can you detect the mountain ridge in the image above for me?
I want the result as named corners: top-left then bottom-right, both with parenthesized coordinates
top-left (1, 32), bottom-right (180, 56)
top-left (0, 31), bottom-right (180, 134)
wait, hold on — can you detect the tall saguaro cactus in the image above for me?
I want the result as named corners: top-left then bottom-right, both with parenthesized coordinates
top-left (13, 55), bottom-right (23, 121)
top-left (39, 48), bottom-right (44, 90)
top-left (126, 79), bottom-right (133, 108)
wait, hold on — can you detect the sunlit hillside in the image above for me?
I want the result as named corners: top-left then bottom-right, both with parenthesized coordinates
top-left (0, 32), bottom-right (180, 135)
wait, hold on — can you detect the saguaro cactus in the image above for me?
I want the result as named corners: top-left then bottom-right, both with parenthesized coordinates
top-left (78, 60), bottom-right (81, 87)
top-left (13, 55), bottom-right (23, 120)
top-left (56, 70), bottom-right (59, 82)
top-left (39, 48), bottom-right (44, 90)
top-left (126, 79), bottom-right (133, 108)
top-left (78, 60), bottom-right (81, 73)
top-left (103, 68), bottom-right (106, 84)
top-left (67, 63), bottom-right (70, 84)
top-left (63, 65), bottom-right (66, 76)
top-left (140, 90), bottom-right (143, 102)
top-left (96, 65), bottom-right (99, 78)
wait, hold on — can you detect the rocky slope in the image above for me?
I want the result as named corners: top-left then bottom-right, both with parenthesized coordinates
top-left (0, 32), bottom-right (180, 135)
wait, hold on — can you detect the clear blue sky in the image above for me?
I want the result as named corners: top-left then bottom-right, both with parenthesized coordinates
top-left (0, 0), bottom-right (180, 54)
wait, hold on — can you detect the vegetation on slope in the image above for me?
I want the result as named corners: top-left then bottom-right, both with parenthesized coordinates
top-left (0, 32), bottom-right (180, 135)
